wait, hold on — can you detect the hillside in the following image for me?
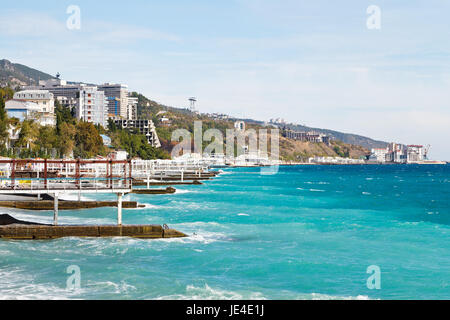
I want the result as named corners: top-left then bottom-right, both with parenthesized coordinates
top-left (283, 123), bottom-right (388, 150)
top-left (280, 137), bottom-right (368, 162)
top-left (131, 96), bottom-right (370, 160)
top-left (234, 118), bottom-right (387, 150)
top-left (0, 59), bottom-right (55, 87)
top-left (1, 59), bottom-right (385, 158)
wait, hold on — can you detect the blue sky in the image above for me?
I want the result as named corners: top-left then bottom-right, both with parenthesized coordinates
top-left (1, 0), bottom-right (449, 159)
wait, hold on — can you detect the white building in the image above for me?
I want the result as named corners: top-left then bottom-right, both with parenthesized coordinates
top-left (369, 148), bottom-right (388, 163)
top-left (6, 90), bottom-right (56, 126)
top-left (127, 95), bottom-right (138, 120)
top-left (407, 145), bottom-right (426, 163)
top-left (5, 100), bottom-right (41, 121)
top-left (76, 86), bottom-right (108, 127)
top-left (13, 90), bottom-right (55, 115)
top-left (386, 143), bottom-right (407, 163)
top-left (108, 150), bottom-right (129, 161)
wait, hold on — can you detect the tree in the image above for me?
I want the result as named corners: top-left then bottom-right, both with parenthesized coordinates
top-left (0, 96), bottom-right (8, 147)
top-left (109, 127), bottom-right (169, 160)
top-left (58, 122), bottom-right (76, 157)
top-left (74, 121), bottom-right (105, 158)
top-left (55, 100), bottom-right (75, 134)
top-left (35, 126), bottom-right (58, 157)
top-left (17, 120), bottom-right (39, 149)
top-left (107, 118), bottom-right (117, 132)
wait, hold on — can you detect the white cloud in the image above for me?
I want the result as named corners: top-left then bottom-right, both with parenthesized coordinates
top-left (0, 12), bottom-right (66, 37)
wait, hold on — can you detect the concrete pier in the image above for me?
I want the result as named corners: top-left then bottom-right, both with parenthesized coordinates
top-left (0, 214), bottom-right (187, 240)
top-left (0, 224), bottom-right (187, 240)
top-left (131, 187), bottom-right (176, 195)
top-left (132, 180), bottom-right (203, 186)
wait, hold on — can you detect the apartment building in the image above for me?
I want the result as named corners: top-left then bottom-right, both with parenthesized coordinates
top-left (127, 95), bottom-right (139, 120)
top-left (98, 83), bottom-right (129, 119)
top-left (369, 148), bottom-right (388, 163)
top-left (407, 145), bottom-right (426, 163)
top-left (76, 86), bottom-right (108, 128)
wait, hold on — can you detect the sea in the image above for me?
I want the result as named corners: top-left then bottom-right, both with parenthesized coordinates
top-left (0, 164), bottom-right (449, 300)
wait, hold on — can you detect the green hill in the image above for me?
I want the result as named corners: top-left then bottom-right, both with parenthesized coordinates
top-left (0, 59), bottom-right (55, 87)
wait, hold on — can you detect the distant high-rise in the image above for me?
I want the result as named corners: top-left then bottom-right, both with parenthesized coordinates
top-left (127, 94), bottom-right (139, 120)
top-left (98, 84), bottom-right (129, 119)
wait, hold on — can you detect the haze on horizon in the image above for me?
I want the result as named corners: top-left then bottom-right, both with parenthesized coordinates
top-left (1, 0), bottom-right (449, 160)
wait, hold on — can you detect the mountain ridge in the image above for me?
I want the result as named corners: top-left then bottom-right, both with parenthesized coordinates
top-left (0, 59), bottom-right (55, 87)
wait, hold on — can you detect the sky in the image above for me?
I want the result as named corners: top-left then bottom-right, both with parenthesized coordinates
top-left (1, 0), bottom-right (449, 159)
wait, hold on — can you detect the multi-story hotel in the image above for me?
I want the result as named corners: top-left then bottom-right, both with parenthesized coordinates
top-left (98, 83), bottom-right (129, 119)
top-left (76, 86), bottom-right (108, 128)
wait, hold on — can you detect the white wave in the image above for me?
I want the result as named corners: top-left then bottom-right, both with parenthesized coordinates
top-left (126, 203), bottom-right (160, 210)
top-left (156, 284), bottom-right (266, 300)
top-left (0, 268), bottom-right (79, 300)
top-left (217, 171), bottom-right (232, 175)
top-left (164, 231), bottom-right (229, 245)
top-left (309, 189), bottom-right (325, 192)
top-left (85, 280), bottom-right (137, 295)
top-left (175, 189), bottom-right (194, 194)
top-left (304, 182), bottom-right (330, 185)
top-left (175, 221), bottom-right (223, 228)
top-left (237, 213), bottom-right (250, 216)
top-left (57, 193), bottom-right (91, 201)
top-left (303, 293), bottom-right (370, 300)
top-left (362, 192), bottom-right (371, 195)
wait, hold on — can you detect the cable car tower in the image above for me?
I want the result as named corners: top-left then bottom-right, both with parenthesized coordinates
top-left (189, 97), bottom-right (197, 113)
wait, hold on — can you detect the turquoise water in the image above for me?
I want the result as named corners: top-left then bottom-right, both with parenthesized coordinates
top-left (0, 165), bottom-right (449, 300)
